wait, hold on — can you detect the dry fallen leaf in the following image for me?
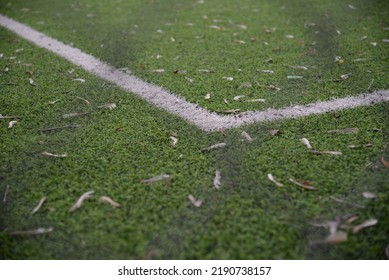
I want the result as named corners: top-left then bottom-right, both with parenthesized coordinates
top-left (362, 192), bottom-right (376, 199)
top-left (241, 131), bottom-right (253, 142)
top-left (10, 227), bottom-right (54, 236)
top-left (188, 194), bottom-right (202, 207)
top-left (41, 151), bottom-right (67, 158)
top-left (289, 178), bottom-right (317, 190)
top-left (99, 196), bottom-right (120, 208)
top-left (328, 128), bottom-right (359, 134)
top-left (69, 190), bottom-right (94, 212)
top-left (301, 138), bottom-right (313, 149)
top-left (141, 174), bottom-right (171, 184)
top-left (201, 143), bottom-right (227, 152)
top-left (380, 157), bottom-right (389, 168)
top-left (222, 76), bottom-right (234, 81)
top-left (8, 120), bottom-right (17, 128)
top-left (267, 174), bottom-right (283, 187)
top-left (352, 218), bottom-right (378, 234)
top-left (62, 112), bottom-right (88, 119)
top-left (31, 197), bottom-right (46, 215)
top-left (214, 170), bottom-right (221, 189)
top-left (98, 103), bottom-right (116, 110)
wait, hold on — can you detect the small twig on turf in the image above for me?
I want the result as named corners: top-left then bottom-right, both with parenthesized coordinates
top-left (2, 185), bottom-right (10, 203)
top-left (31, 197), bottom-right (46, 215)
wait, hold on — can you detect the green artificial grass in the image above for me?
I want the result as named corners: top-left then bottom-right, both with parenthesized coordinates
top-left (1, 1), bottom-right (389, 260)
top-left (0, 0), bottom-right (388, 113)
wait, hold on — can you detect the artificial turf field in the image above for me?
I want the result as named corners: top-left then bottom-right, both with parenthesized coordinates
top-left (0, 0), bottom-right (388, 259)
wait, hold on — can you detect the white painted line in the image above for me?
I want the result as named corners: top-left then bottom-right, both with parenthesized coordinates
top-left (1, 14), bottom-right (388, 132)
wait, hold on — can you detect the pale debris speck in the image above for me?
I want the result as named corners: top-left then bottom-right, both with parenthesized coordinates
top-left (301, 138), bottom-right (313, 149)
top-left (222, 76), bottom-right (233, 81)
top-left (209, 25), bottom-right (223, 30)
top-left (237, 24), bottom-right (247, 30)
top-left (188, 194), bottom-right (202, 207)
top-left (348, 4), bottom-right (357, 9)
top-left (223, 98), bottom-right (228, 104)
top-left (8, 120), bottom-right (17, 128)
top-left (360, 35), bottom-right (368, 40)
top-left (285, 34), bottom-right (294, 39)
top-left (383, 39), bottom-right (389, 43)
top-left (267, 174), bottom-right (283, 187)
top-left (31, 197), bottom-right (46, 215)
top-left (201, 143), bottom-right (227, 152)
top-left (28, 78), bottom-right (36, 86)
top-left (233, 95), bottom-right (245, 101)
top-left (73, 78), bottom-right (85, 83)
top-left (170, 37), bottom-right (175, 42)
top-left (170, 136), bottom-right (178, 147)
top-left (239, 82), bottom-right (252, 89)
top-left (241, 131), bottom-right (253, 142)
top-left (48, 99), bottom-right (60, 105)
top-left (352, 218), bottom-right (378, 234)
top-left (98, 103), bottom-right (116, 110)
top-left (287, 75), bottom-right (303, 79)
top-left (62, 112), bottom-right (88, 118)
top-left (69, 190), bottom-right (94, 212)
top-left (370, 42), bottom-right (377, 46)
top-left (336, 29), bottom-right (341, 35)
top-left (204, 93), bottom-right (211, 100)
top-left (198, 69), bottom-right (210, 73)
top-left (185, 77), bottom-right (194, 83)
top-left (141, 174), bottom-right (171, 184)
top-left (289, 178), bottom-right (317, 190)
top-left (99, 196), bottom-right (120, 208)
top-left (150, 69), bottom-right (165, 73)
top-left (2, 185), bottom-right (10, 203)
top-left (76, 96), bottom-right (91, 105)
top-left (309, 150), bottom-right (342, 156)
top-left (257, 69), bottom-right (274, 74)
top-left (245, 99), bottom-right (265, 103)
top-left (41, 151), bottom-right (67, 158)
top-left (362, 192), bottom-right (376, 199)
top-left (213, 170), bottom-right (221, 189)
top-left (10, 227), bottom-right (54, 236)
top-left (290, 66), bottom-right (308, 70)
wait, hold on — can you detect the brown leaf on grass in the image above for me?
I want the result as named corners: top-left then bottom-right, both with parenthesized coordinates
top-left (99, 196), bottom-right (120, 208)
top-left (380, 157), bottom-right (389, 168)
top-left (31, 197), bottom-right (46, 215)
top-left (41, 151), bottom-right (67, 158)
top-left (289, 178), bottom-right (317, 190)
top-left (201, 143), bottom-right (226, 152)
top-left (352, 218), bottom-right (378, 234)
top-left (141, 174), bottom-right (171, 184)
top-left (69, 191), bottom-right (94, 212)
top-left (10, 227), bottom-right (54, 236)
top-left (328, 128), bottom-right (359, 134)
top-left (188, 194), bottom-right (202, 207)
top-left (241, 131), bottom-right (253, 142)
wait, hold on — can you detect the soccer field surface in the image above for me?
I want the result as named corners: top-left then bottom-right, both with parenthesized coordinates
top-left (0, 0), bottom-right (388, 259)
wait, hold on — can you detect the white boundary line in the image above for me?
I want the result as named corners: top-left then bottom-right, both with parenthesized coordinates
top-left (1, 14), bottom-right (388, 132)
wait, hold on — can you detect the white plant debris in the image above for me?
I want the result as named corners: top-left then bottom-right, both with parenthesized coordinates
top-left (198, 69), bottom-right (210, 73)
top-left (141, 174), bottom-right (171, 184)
top-left (257, 69), bottom-right (274, 74)
top-left (287, 75), bottom-right (303, 79)
top-left (336, 29), bottom-right (341, 35)
top-left (201, 143), bottom-right (227, 152)
top-left (222, 76), bottom-right (234, 81)
top-left (241, 131), bottom-right (253, 142)
top-left (48, 99), bottom-right (60, 105)
top-left (28, 78), bottom-right (36, 86)
top-left (73, 78), bottom-right (85, 83)
top-left (370, 42), bottom-right (377, 46)
top-left (209, 25), bottom-right (223, 30)
top-left (69, 190), bottom-right (94, 212)
top-left (76, 96), bottom-right (90, 105)
top-left (237, 24), bottom-right (247, 30)
top-left (185, 77), bottom-right (194, 83)
top-left (239, 82), bottom-right (252, 89)
top-left (328, 127), bottom-right (358, 134)
top-left (339, 73), bottom-right (352, 80)
top-left (99, 196), bottom-right (120, 208)
top-left (8, 120), bottom-right (17, 128)
top-left (309, 150), bottom-right (342, 156)
top-left (98, 103), bottom-right (116, 110)
top-left (10, 227), bottom-right (54, 236)
top-left (223, 98), bottom-right (228, 104)
top-left (31, 197), bottom-right (46, 215)
top-left (301, 138), bottom-right (313, 149)
top-left (41, 151), bottom-right (67, 158)
top-left (289, 178), bottom-right (317, 190)
top-left (62, 112), bottom-right (88, 118)
top-left (188, 194), bottom-right (202, 207)
top-left (347, 144), bottom-right (372, 149)
top-left (290, 66), bottom-right (308, 70)
top-left (285, 34), bottom-right (294, 39)
top-left (150, 69), bottom-right (165, 73)
top-left (204, 93), bottom-right (211, 100)
top-left (245, 98), bottom-right (266, 103)
top-left (233, 95), bottom-right (245, 101)
top-left (383, 39), bottom-right (389, 43)
top-left (170, 136), bottom-right (178, 147)
top-left (348, 4), bottom-right (357, 9)
top-left (362, 192), bottom-right (376, 199)
top-left (360, 35), bottom-right (368, 40)
top-left (352, 218), bottom-right (378, 234)
top-left (267, 174), bottom-right (283, 187)
top-left (213, 170), bottom-right (221, 189)
top-left (2, 185), bottom-right (10, 203)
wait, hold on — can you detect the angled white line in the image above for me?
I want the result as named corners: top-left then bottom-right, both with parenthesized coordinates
top-left (1, 14), bottom-right (388, 132)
